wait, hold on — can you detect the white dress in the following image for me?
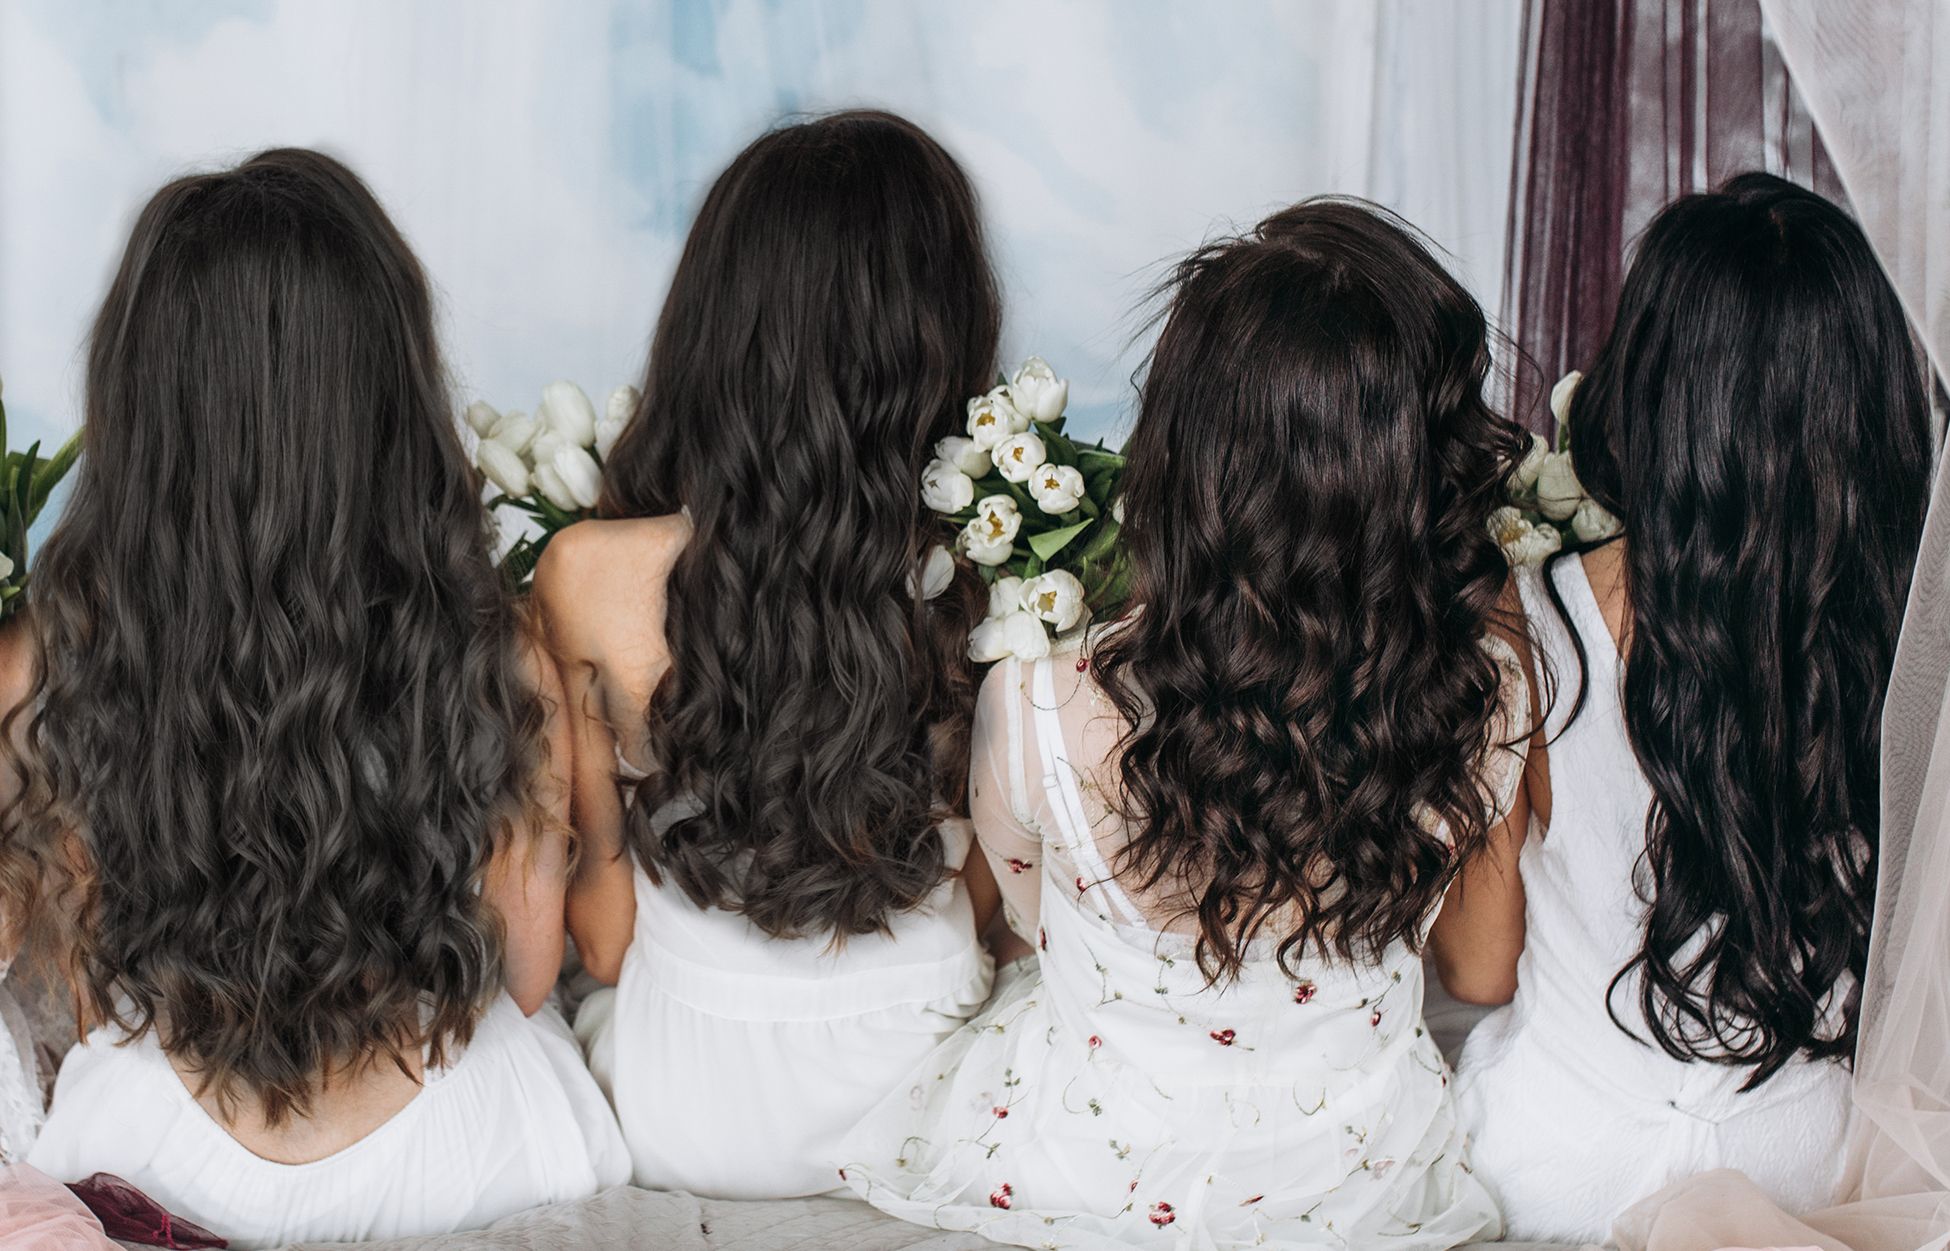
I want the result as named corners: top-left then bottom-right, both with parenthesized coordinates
top-left (1455, 555), bottom-right (1853, 1245)
top-left (28, 994), bottom-right (629, 1249)
top-left (575, 786), bottom-right (996, 1199)
top-left (840, 647), bottom-right (1521, 1250)
top-left (0, 963), bottom-right (43, 1162)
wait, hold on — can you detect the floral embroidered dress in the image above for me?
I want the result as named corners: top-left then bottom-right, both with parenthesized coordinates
top-left (0, 960), bottom-right (42, 1162)
top-left (839, 641), bottom-right (1521, 1250)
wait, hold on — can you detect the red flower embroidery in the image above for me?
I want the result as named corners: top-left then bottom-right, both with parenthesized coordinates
top-left (1149, 1202), bottom-right (1176, 1227)
top-left (1075, 656), bottom-right (1090, 672)
top-left (1087, 1034), bottom-right (1102, 1050)
top-left (989, 1183), bottom-right (1013, 1210)
top-left (1128, 1179), bottom-right (1140, 1193)
top-left (992, 1105), bottom-right (1010, 1119)
top-left (1370, 1008), bottom-right (1383, 1028)
top-left (1006, 858), bottom-right (1031, 874)
top-left (1075, 875), bottom-right (1088, 894)
top-left (1210, 1028), bottom-right (1236, 1046)
top-left (1293, 980), bottom-right (1317, 1005)
top-left (838, 1168), bottom-right (847, 1180)
top-left (1038, 927), bottom-right (1048, 951)
top-left (1240, 1194), bottom-right (1264, 1207)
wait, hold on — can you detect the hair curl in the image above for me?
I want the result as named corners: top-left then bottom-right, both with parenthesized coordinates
top-left (1560, 172), bottom-right (1932, 1084)
top-left (599, 111), bottom-right (995, 939)
top-left (1092, 199), bottom-right (1529, 981)
top-left (3, 148), bottom-right (547, 1125)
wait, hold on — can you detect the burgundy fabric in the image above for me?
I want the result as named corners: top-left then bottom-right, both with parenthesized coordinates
top-left (65, 1174), bottom-right (226, 1249)
top-left (1500, 0), bottom-right (1845, 432)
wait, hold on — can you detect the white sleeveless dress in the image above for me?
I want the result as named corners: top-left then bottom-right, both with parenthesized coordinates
top-left (839, 647), bottom-right (1519, 1250)
top-left (1455, 555), bottom-right (1853, 1245)
top-left (27, 995), bottom-right (628, 1249)
top-left (0, 963), bottom-right (43, 1162)
top-left (574, 777), bottom-right (995, 1199)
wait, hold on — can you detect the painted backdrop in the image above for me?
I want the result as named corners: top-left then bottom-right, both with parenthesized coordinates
top-left (0, 0), bottom-right (1520, 455)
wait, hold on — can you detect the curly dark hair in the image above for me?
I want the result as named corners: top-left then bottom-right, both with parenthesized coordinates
top-left (1091, 199), bottom-right (1528, 982)
top-left (599, 111), bottom-right (996, 939)
top-left (1560, 172), bottom-right (1932, 1085)
top-left (3, 148), bottom-right (548, 1125)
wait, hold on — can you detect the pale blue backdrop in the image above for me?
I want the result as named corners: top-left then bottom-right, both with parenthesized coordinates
top-left (0, 0), bottom-right (1520, 469)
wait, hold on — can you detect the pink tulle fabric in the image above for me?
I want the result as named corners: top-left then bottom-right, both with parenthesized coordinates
top-left (0, 1163), bottom-right (116, 1250)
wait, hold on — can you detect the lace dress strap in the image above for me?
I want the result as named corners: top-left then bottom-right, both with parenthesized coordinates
top-left (1028, 658), bottom-right (1147, 928)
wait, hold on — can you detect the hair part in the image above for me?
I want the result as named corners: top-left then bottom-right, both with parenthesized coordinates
top-left (4, 148), bottom-right (547, 1125)
top-left (1564, 171), bottom-right (1932, 1084)
top-left (601, 110), bottom-right (996, 938)
top-left (1092, 198), bottom-right (1529, 981)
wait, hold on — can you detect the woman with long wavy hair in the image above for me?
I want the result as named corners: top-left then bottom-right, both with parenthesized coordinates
top-left (1434, 173), bottom-right (1934, 1244)
top-left (840, 199), bottom-right (1529, 1249)
top-left (535, 110), bottom-right (1000, 1198)
top-left (15, 149), bottom-right (627, 1244)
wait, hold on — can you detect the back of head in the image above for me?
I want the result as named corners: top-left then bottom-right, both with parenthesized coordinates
top-left (1565, 171), bottom-right (1933, 1082)
top-left (1093, 199), bottom-right (1527, 980)
top-left (17, 148), bottom-right (543, 1123)
top-left (603, 110), bottom-right (997, 938)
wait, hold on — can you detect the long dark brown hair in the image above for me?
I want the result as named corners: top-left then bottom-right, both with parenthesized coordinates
top-left (1561, 172), bottom-right (1932, 1084)
top-left (3, 148), bottom-right (546, 1125)
top-left (1093, 199), bottom-right (1527, 981)
top-left (601, 111), bottom-right (995, 939)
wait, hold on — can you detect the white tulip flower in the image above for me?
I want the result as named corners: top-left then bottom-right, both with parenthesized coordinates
top-left (539, 380), bottom-right (600, 449)
top-left (962, 496), bottom-right (1021, 566)
top-left (597, 385), bottom-right (638, 460)
top-left (986, 575), bottom-right (1027, 619)
top-left (936, 435), bottom-right (991, 477)
top-left (1571, 497), bottom-right (1623, 543)
top-left (0, 553), bottom-right (16, 582)
top-left (1019, 569), bottom-right (1086, 632)
top-left (907, 544), bottom-right (956, 602)
top-left (1550, 370), bottom-right (1583, 428)
top-left (1488, 506), bottom-right (1562, 567)
top-left (1030, 463), bottom-right (1086, 514)
top-left (536, 444), bottom-right (603, 512)
top-left (1112, 496), bottom-right (1125, 524)
top-left (1509, 432), bottom-right (1550, 493)
top-left (921, 458), bottom-right (976, 514)
top-left (967, 387), bottom-right (1030, 450)
top-left (487, 410), bottom-right (541, 457)
top-left (1009, 357), bottom-right (1070, 423)
top-left (1533, 451), bottom-right (1585, 521)
top-left (465, 401), bottom-right (502, 437)
top-left (476, 439), bottom-right (532, 497)
top-left (969, 610), bottom-right (1051, 663)
top-left (992, 432), bottom-right (1047, 484)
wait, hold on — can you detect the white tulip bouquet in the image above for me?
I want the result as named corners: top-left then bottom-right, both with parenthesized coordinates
top-left (0, 376), bottom-right (81, 621)
top-left (470, 380), bottom-right (638, 584)
top-left (922, 357), bottom-right (1129, 662)
top-left (1492, 370), bottom-right (1622, 567)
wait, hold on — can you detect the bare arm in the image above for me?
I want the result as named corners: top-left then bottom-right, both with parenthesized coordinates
top-left (481, 636), bottom-right (573, 1015)
top-left (533, 526), bottom-right (641, 987)
top-left (1427, 602), bottom-right (1546, 1007)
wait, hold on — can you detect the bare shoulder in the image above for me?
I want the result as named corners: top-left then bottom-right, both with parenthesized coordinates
top-left (0, 614), bottom-right (38, 720)
top-left (531, 515), bottom-right (689, 665)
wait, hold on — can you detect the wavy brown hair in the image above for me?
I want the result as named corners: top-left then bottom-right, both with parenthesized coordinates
top-left (1093, 199), bottom-right (1528, 981)
top-left (600, 111), bottom-right (995, 939)
top-left (2, 148), bottom-right (546, 1125)
top-left (1561, 172), bottom-right (1931, 1084)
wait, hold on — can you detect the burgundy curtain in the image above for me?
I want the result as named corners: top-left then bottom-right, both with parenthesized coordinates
top-left (1501, 0), bottom-right (1843, 431)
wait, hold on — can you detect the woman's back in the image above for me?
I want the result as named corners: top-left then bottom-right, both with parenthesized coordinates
top-left (540, 516), bottom-right (993, 1198)
top-left (1455, 552), bottom-right (1852, 1243)
top-left (12, 148), bottom-right (626, 1243)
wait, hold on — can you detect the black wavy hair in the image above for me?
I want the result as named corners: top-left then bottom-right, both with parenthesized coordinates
top-left (600, 110), bottom-right (996, 939)
top-left (1560, 171), bottom-right (1932, 1085)
top-left (1092, 198), bottom-right (1529, 981)
top-left (3, 148), bottom-right (547, 1125)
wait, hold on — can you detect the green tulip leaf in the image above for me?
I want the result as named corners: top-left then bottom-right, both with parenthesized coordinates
top-left (1028, 519), bottom-right (1091, 562)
